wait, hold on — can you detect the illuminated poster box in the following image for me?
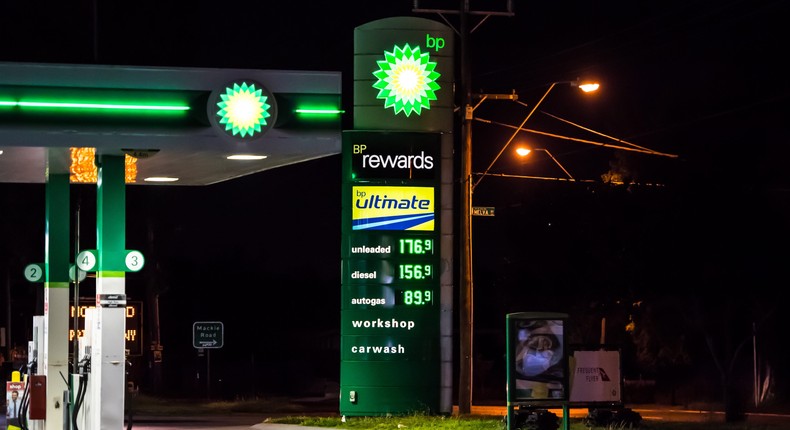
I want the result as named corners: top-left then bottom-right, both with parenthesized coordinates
top-left (507, 312), bottom-right (569, 402)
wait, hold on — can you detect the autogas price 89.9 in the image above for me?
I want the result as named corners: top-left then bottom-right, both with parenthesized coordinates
top-left (396, 289), bottom-right (433, 306)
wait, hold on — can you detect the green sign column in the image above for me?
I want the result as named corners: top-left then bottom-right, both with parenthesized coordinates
top-left (341, 16), bottom-right (455, 416)
top-left (341, 131), bottom-right (442, 416)
top-left (44, 165), bottom-right (70, 430)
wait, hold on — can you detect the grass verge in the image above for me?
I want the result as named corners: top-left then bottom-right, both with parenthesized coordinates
top-left (266, 414), bottom-right (505, 429)
top-left (266, 415), bottom-right (787, 429)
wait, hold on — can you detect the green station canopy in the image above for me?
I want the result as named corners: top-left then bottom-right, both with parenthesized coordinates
top-left (0, 62), bottom-right (342, 185)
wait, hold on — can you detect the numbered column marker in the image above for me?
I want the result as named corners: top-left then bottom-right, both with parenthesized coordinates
top-left (24, 263), bottom-right (45, 282)
top-left (125, 250), bottom-right (145, 272)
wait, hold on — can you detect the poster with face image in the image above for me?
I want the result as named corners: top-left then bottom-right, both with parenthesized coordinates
top-left (512, 318), bottom-right (566, 400)
top-left (6, 380), bottom-right (25, 423)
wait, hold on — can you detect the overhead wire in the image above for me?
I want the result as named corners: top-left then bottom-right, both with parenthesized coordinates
top-left (473, 116), bottom-right (676, 158)
top-left (479, 0), bottom-right (779, 84)
top-left (474, 0), bottom-right (786, 143)
top-left (537, 110), bottom-right (674, 157)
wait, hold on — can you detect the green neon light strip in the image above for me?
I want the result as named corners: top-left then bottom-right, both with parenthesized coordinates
top-left (294, 108), bottom-right (344, 115)
top-left (0, 100), bottom-right (190, 111)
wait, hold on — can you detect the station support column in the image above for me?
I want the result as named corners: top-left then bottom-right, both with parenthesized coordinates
top-left (89, 154), bottom-right (127, 429)
top-left (43, 167), bottom-right (69, 430)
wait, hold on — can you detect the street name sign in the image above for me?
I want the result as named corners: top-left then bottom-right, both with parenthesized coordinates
top-left (192, 321), bottom-right (224, 349)
top-left (472, 206), bottom-right (495, 216)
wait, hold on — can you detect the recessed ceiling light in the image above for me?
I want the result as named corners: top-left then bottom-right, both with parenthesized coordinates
top-left (227, 154), bottom-right (267, 160)
top-left (144, 177), bottom-right (179, 182)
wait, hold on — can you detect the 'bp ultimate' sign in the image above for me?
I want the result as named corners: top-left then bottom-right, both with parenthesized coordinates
top-left (341, 131), bottom-right (441, 415)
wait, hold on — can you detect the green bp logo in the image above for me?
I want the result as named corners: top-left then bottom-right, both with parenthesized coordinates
top-left (216, 82), bottom-right (272, 138)
top-left (372, 44), bottom-right (441, 117)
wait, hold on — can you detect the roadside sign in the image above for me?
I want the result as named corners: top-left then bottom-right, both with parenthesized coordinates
top-left (192, 321), bottom-right (223, 349)
top-left (472, 206), bottom-right (495, 216)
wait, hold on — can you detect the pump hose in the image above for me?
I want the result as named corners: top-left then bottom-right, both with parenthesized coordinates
top-left (17, 368), bottom-right (31, 430)
top-left (71, 377), bottom-right (78, 430)
top-left (72, 373), bottom-right (88, 430)
top-left (71, 375), bottom-right (81, 430)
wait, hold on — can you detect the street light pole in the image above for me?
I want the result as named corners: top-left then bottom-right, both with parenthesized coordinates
top-left (459, 0), bottom-right (474, 415)
top-left (462, 79), bottom-right (596, 414)
top-left (471, 81), bottom-right (594, 189)
top-left (461, 92), bottom-right (518, 414)
top-left (411, 0), bottom-right (517, 415)
top-left (515, 147), bottom-right (575, 180)
top-left (536, 148), bottom-right (574, 180)
top-left (413, 0), bottom-right (517, 414)
top-left (473, 82), bottom-right (558, 190)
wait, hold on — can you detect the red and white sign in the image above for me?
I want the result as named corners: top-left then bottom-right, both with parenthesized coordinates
top-left (6, 381), bottom-right (25, 420)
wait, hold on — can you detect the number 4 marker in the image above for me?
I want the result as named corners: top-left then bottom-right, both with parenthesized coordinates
top-left (76, 250), bottom-right (97, 272)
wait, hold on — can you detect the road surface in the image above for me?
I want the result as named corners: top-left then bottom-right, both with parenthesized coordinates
top-left (3, 404), bottom-right (789, 429)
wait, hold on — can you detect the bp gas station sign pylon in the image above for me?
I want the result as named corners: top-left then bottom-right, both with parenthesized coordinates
top-left (341, 16), bottom-right (455, 416)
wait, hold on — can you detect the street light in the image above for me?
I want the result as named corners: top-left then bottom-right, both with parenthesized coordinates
top-left (459, 79), bottom-right (597, 412)
top-left (514, 147), bottom-right (575, 180)
top-left (473, 79), bottom-right (598, 190)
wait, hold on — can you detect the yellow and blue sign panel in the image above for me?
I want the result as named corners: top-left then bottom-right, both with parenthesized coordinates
top-left (351, 186), bottom-right (434, 231)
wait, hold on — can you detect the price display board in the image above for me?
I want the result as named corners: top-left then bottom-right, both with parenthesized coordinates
top-left (340, 131), bottom-right (441, 415)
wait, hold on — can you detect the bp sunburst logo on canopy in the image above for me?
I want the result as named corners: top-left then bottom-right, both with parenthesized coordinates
top-left (372, 44), bottom-right (441, 117)
top-left (215, 81), bottom-right (273, 138)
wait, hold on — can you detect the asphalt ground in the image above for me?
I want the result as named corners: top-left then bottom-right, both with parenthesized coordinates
top-left (3, 403), bottom-right (790, 429)
top-left (126, 404), bottom-right (790, 429)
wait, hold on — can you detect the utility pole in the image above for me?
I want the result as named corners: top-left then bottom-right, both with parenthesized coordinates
top-left (459, 0), bottom-right (474, 416)
top-left (413, 0), bottom-right (514, 415)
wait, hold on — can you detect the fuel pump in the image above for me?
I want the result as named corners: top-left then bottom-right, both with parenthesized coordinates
top-left (70, 344), bottom-right (90, 430)
top-left (14, 343), bottom-right (34, 430)
top-left (16, 316), bottom-right (46, 430)
top-left (70, 307), bottom-right (94, 430)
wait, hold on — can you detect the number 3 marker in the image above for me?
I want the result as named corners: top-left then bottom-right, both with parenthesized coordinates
top-left (125, 250), bottom-right (145, 272)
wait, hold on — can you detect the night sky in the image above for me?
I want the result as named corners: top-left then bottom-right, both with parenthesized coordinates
top-left (1, 0), bottom-right (789, 404)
